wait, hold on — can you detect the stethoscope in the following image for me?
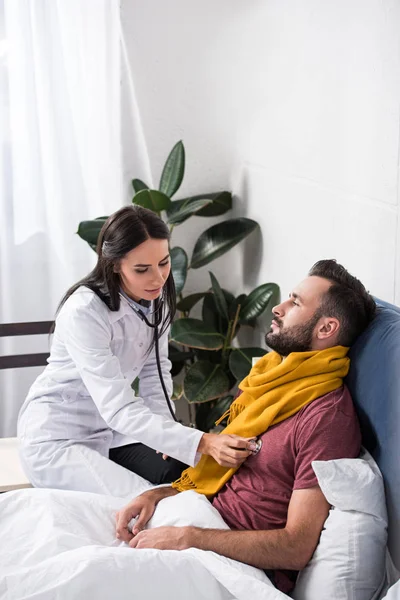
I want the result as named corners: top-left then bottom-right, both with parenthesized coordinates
top-left (119, 293), bottom-right (265, 448)
top-left (119, 293), bottom-right (178, 423)
top-left (251, 439), bottom-right (263, 455)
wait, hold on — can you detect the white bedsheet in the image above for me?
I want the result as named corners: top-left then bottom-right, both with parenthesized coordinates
top-left (0, 487), bottom-right (288, 600)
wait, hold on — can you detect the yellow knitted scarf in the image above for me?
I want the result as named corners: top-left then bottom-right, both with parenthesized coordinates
top-left (172, 345), bottom-right (350, 497)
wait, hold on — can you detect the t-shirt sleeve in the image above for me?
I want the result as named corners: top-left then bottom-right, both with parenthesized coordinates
top-left (293, 394), bottom-right (362, 490)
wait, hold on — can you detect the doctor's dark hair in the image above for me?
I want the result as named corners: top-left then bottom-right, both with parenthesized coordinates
top-left (308, 259), bottom-right (376, 346)
top-left (57, 205), bottom-right (176, 341)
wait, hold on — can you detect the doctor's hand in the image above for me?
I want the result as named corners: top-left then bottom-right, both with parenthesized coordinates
top-left (197, 433), bottom-right (256, 468)
top-left (116, 486), bottom-right (178, 543)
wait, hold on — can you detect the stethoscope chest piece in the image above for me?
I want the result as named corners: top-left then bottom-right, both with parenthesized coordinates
top-left (251, 439), bottom-right (263, 455)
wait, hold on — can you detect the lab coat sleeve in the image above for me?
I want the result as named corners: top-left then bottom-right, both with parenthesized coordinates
top-left (58, 306), bottom-right (203, 467)
top-left (137, 325), bottom-right (174, 420)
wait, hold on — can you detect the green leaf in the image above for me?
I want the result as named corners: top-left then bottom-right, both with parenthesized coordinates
top-left (170, 247), bottom-right (188, 295)
top-left (239, 283), bottom-right (280, 324)
top-left (77, 217), bottom-right (107, 247)
top-left (209, 272), bottom-right (229, 320)
top-left (172, 381), bottom-right (184, 401)
top-left (196, 191), bottom-right (232, 217)
top-left (183, 361), bottom-right (231, 403)
top-left (133, 189), bottom-right (172, 214)
top-left (229, 293), bottom-right (247, 320)
top-left (166, 198), bottom-right (212, 225)
top-left (131, 178), bottom-right (149, 193)
top-left (131, 377), bottom-right (140, 394)
top-left (166, 192), bottom-right (232, 222)
top-left (170, 318), bottom-right (224, 350)
top-left (190, 218), bottom-right (259, 269)
top-left (202, 293), bottom-right (221, 333)
top-left (204, 395), bottom-right (234, 430)
top-left (202, 290), bottom-right (234, 335)
top-left (193, 348), bottom-right (223, 364)
top-left (229, 347), bottom-right (267, 381)
top-left (159, 141), bottom-right (185, 198)
top-left (222, 289), bottom-right (235, 307)
top-left (176, 293), bottom-right (207, 313)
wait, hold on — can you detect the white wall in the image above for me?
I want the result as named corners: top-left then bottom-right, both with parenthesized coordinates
top-left (121, 0), bottom-right (400, 308)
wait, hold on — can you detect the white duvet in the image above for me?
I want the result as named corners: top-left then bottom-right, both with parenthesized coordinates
top-left (0, 487), bottom-right (288, 600)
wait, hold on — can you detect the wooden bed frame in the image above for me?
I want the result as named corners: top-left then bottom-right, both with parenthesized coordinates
top-left (0, 321), bottom-right (53, 492)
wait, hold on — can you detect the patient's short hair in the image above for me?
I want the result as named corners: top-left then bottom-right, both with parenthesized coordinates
top-left (309, 259), bottom-right (376, 346)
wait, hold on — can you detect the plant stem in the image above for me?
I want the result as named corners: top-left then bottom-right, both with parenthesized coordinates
top-left (229, 304), bottom-right (241, 346)
top-left (221, 322), bottom-right (232, 369)
top-left (220, 304), bottom-right (241, 370)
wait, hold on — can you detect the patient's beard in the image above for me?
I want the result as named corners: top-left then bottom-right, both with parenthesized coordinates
top-left (265, 311), bottom-right (321, 356)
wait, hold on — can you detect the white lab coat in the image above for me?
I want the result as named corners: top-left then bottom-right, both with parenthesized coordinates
top-left (18, 287), bottom-right (202, 494)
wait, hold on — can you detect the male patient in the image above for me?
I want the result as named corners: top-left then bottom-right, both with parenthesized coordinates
top-left (116, 259), bottom-right (376, 593)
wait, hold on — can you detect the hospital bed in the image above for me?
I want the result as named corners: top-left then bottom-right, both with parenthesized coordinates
top-left (0, 301), bottom-right (399, 600)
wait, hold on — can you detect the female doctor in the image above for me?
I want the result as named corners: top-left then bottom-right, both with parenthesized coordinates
top-left (18, 206), bottom-right (253, 497)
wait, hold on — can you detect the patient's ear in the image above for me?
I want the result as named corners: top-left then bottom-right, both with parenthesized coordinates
top-left (316, 317), bottom-right (340, 341)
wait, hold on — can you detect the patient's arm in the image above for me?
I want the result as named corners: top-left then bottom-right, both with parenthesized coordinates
top-left (116, 486), bottom-right (178, 542)
top-left (129, 486), bottom-right (330, 571)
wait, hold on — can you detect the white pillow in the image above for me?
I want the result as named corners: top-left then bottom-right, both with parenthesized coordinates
top-left (381, 580), bottom-right (400, 600)
top-left (292, 449), bottom-right (388, 600)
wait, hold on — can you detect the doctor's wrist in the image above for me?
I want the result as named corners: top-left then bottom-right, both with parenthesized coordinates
top-left (197, 433), bottom-right (212, 455)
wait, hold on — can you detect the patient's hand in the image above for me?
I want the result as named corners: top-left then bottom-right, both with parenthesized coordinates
top-left (129, 526), bottom-right (193, 551)
top-left (116, 487), bottom-right (178, 543)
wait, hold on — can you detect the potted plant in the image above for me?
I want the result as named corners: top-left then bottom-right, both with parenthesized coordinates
top-left (77, 141), bottom-right (279, 430)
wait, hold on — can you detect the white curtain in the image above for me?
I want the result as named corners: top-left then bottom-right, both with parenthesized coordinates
top-left (0, 0), bottom-right (152, 436)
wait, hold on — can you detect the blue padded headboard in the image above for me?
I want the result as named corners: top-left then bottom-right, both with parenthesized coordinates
top-left (346, 299), bottom-right (400, 569)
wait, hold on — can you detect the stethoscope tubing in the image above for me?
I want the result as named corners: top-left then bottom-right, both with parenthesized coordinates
top-left (120, 294), bottom-right (178, 423)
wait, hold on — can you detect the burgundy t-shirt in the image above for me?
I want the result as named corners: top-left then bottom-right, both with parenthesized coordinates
top-left (212, 385), bottom-right (361, 592)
